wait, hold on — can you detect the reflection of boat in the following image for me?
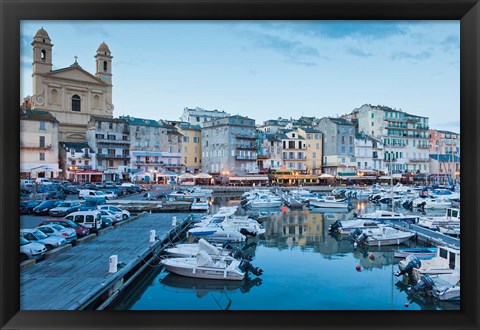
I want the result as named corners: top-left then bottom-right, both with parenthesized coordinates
top-left (160, 273), bottom-right (263, 297)
top-left (161, 250), bottom-right (263, 280)
top-left (328, 219), bottom-right (382, 235)
top-left (309, 207), bottom-right (350, 214)
top-left (393, 247), bottom-right (437, 259)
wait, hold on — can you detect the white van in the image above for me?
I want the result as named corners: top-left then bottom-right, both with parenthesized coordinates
top-left (35, 178), bottom-right (53, 185)
top-left (78, 189), bottom-right (108, 200)
top-left (64, 210), bottom-right (102, 232)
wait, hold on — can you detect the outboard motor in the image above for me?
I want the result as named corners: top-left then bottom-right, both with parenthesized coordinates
top-left (239, 259), bottom-right (263, 277)
top-left (240, 228), bottom-right (257, 237)
top-left (348, 228), bottom-right (363, 240)
top-left (355, 232), bottom-right (369, 245)
top-left (395, 254), bottom-right (421, 277)
top-left (417, 201), bottom-right (426, 210)
top-left (329, 220), bottom-right (343, 233)
top-left (407, 275), bottom-right (435, 297)
top-left (229, 247), bottom-right (253, 261)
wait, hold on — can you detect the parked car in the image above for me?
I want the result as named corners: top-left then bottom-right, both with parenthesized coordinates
top-left (64, 210), bottom-right (102, 233)
top-left (35, 178), bottom-right (53, 185)
top-left (32, 200), bottom-right (61, 216)
top-left (79, 197), bottom-right (106, 211)
top-left (48, 201), bottom-right (81, 217)
top-left (46, 190), bottom-right (67, 200)
top-left (100, 217), bottom-right (113, 228)
top-left (38, 219), bottom-right (90, 237)
top-left (97, 205), bottom-right (130, 220)
top-left (79, 189), bottom-right (108, 200)
top-left (99, 209), bottom-right (122, 223)
top-left (108, 187), bottom-right (124, 197)
top-left (20, 237), bottom-right (47, 262)
top-left (20, 229), bottom-right (66, 250)
top-left (36, 224), bottom-right (77, 244)
top-left (125, 185), bottom-right (141, 194)
top-left (101, 190), bottom-right (118, 199)
top-left (81, 183), bottom-right (98, 190)
top-left (20, 200), bottom-right (41, 215)
top-left (63, 185), bottom-right (79, 195)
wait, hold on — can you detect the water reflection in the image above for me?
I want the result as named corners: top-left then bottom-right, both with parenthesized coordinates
top-left (159, 273), bottom-right (263, 310)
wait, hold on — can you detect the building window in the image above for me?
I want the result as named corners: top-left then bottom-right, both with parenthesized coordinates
top-left (341, 136), bottom-right (345, 144)
top-left (108, 160), bottom-right (114, 167)
top-left (194, 157), bottom-right (198, 163)
top-left (109, 123), bottom-right (113, 129)
top-left (103, 61), bottom-right (108, 72)
top-left (41, 49), bottom-right (46, 61)
top-left (371, 113), bottom-right (374, 119)
top-left (145, 140), bottom-right (150, 147)
top-left (39, 121), bottom-right (46, 130)
top-left (72, 95), bottom-right (81, 112)
top-left (97, 121), bottom-right (102, 129)
top-left (39, 152), bottom-right (45, 161)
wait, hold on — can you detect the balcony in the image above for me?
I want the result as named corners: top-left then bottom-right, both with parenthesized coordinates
top-left (384, 158), bottom-right (398, 162)
top-left (134, 161), bottom-right (164, 165)
top-left (235, 155), bottom-right (257, 160)
top-left (409, 158), bottom-right (430, 162)
top-left (97, 154), bottom-right (130, 160)
top-left (384, 117), bottom-right (407, 123)
top-left (235, 134), bottom-right (257, 140)
top-left (97, 138), bottom-right (130, 145)
top-left (282, 155), bottom-right (307, 160)
top-left (165, 164), bottom-right (183, 168)
top-left (20, 143), bottom-right (52, 150)
top-left (235, 143), bottom-right (257, 150)
top-left (417, 145), bottom-right (430, 149)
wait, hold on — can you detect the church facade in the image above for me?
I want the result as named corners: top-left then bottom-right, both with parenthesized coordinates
top-left (30, 27), bottom-right (114, 142)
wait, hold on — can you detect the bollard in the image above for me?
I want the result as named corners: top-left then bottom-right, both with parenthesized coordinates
top-left (149, 230), bottom-right (156, 243)
top-left (172, 216), bottom-right (177, 226)
top-left (109, 255), bottom-right (118, 274)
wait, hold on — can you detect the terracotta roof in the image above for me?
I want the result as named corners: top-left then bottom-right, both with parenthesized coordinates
top-left (20, 109), bottom-right (58, 122)
top-left (97, 42), bottom-right (110, 52)
top-left (35, 27), bottom-right (49, 38)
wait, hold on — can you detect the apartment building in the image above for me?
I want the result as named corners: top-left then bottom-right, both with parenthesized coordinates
top-left (298, 127), bottom-right (323, 174)
top-left (180, 107), bottom-right (230, 128)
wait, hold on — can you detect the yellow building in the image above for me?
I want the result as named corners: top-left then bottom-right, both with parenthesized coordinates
top-left (20, 109), bottom-right (60, 179)
top-left (175, 122), bottom-right (202, 172)
top-left (298, 127), bottom-right (323, 174)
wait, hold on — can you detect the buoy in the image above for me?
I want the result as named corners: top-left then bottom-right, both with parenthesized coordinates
top-left (369, 253), bottom-right (375, 260)
top-left (353, 242), bottom-right (358, 248)
top-left (355, 265), bottom-right (361, 272)
top-left (281, 206), bottom-right (288, 213)
top-left (404, 302), bottom-right (409, 308)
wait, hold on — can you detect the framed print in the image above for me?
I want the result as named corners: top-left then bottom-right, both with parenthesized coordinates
top-left (1, 0), bottom-right (479, 329)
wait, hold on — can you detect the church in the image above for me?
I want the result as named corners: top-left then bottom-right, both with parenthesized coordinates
top-left (30, 27), bottom-right (114, 142)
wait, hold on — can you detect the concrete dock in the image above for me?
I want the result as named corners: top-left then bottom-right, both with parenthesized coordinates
top-left (20, 213), bottom-right (192, 310)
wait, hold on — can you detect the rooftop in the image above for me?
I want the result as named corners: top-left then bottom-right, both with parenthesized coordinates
top-left (436, 130), bottom-right (460, 136)
top-left (90, 116), bottom-right (127, 124)
top-left (60, 142), bottom-right (92, 152)
top-left (119, 115), bottom-right (161, 127)
top-left (20, 109), bottom-right (58, 123)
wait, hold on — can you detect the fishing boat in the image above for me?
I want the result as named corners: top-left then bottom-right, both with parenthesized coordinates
top-left (393, 247), bottom-right (437, 259)
top-left (308, 196), bottom-right (351, 209)
top-left (436, 224), bottom-right (460, 237)
top-left (355, 210), bottom-right (419, 224)
top-left (160, 250), bottom-right (263, 280)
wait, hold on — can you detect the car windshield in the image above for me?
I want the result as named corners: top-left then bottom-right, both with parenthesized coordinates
top-left (20, 237), bottom-right (30, 246)
top-left (111, 207), bottom-right (121, 212)
top-left (52, 225), bottom-right (65, 231)
top-left (58, 202), bottom-right (71, 207)
top-left (65, 220), bottom-right (78, 227)
top-left (37, 201), bottom-right (53, 207)
top-left (33, 230), bottom-right (48, 239)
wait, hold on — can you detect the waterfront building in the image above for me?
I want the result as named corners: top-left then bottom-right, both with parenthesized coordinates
top-left (120, 116), bottom-right (182, 182)
top-left (278, 129), bottom-right (307, 172)
top-left (258, 118), bottom-right (290, 134)
top-left (167, 121), bottom-right (202, 173)
top-left (59, 142), bottom-right (98, 182)
top-left (179, 107), bottom-right (230, 127)
top-left (29, 28), bottom-right (114, 142)
top-left (354, 131), bottom-right (384, 172)
top-left (350, 104), bottom-right (430, 174)
top-left (201, 115), bottom-right (258, 175)
top-left (429, 129), bottom-right (460, 182)
top-left (257, 133), bottom-right (283, 172)
top-left (20, 109), bottom-right (60, 179)
top-left (298, 127), bottom-right (323, 174)
top-left (316, 117), bottom-right (356, 176)
top-left (86, 116), bottom-right (130, 182)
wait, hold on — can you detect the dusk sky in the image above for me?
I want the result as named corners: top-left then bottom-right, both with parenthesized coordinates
top-left (21, 20), bottom-right (460, 133)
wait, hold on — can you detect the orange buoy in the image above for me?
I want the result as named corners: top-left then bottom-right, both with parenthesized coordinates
top-left (281, 206), bottom-right (288, 213)
top-left (369, 253), bottom-right (375, 260)
top-left (355, 265), bottom-right (361, 272)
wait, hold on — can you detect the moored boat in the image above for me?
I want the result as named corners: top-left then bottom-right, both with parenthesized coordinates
top-left (393, 247), bottom-right (437, 259)
top-left (309, 196), bottom-right (351, 209)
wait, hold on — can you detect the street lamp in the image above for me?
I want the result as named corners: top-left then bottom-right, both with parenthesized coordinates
top-left (68, 165), bottom-right (78, 182)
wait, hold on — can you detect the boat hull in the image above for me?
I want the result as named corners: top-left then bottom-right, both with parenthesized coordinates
top-left (161, 259), bottom-right (245, 281)
top-left (309, 201), bottom-right (349, 209)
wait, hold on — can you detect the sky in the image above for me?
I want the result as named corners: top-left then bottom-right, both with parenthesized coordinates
top-left (20, 20), bottom-right (460, 133)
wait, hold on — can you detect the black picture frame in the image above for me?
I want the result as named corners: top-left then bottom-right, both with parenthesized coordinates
top-left (1, 0), bottom-right (478, 329)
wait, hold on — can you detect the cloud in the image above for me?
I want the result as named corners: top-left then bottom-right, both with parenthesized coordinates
top-left (441, 35), bottom-right (460, 51)
top-left (252, 33), bottom-right (326, 66)
top-left (20, 34), bottom-right (31, 56)
top-left (346, 47), bottom-right (373, 57)
top-left (391, 50), bottom-right (432, 61)
top-left (439, 120), bottom-right (460, 128)
top-left (70, 23), bottom-right (110, 38)
top-left (257, 21), bottom-right (407, 40)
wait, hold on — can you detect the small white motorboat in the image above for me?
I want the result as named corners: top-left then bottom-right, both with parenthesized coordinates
top-left (353, 226), bottom-right (415, 246)
top-left (161, 250), bottom-right (263, 281)
top-left (328, 219), bottom-right (382, 235)
top-left (355, 210), bottom-right (419, 224)
top-left (308, 196), bottom-right (351, 209)
top-left (417, 208), bottom-right (460, 229)
top-left (165, 239), bottom-right (229, 258)
top-left (191, 197), bottom-right (210, 211)
top-left (412, 245), bottom-right (460, 281)
top-left (436, 224), bottom-right (460, 237)
top-left (393, 247), bottom-right (437, 259)
top-left (245, 194), bottom-right (283, 208)
top-left (407, 273), bottom-right (460, 301)
top-left (412, 196), bottom-right (452, 209)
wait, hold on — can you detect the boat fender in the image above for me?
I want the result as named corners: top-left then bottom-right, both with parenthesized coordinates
top-left (369, 253), bottom-right (375, 260)
top-left (355, 265), bottom-right (361, 272)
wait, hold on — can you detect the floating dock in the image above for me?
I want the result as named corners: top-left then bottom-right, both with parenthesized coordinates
top-left (394, 223), bottom-right (460, 249)
top-left (20, 213), bottom-right (193, 310)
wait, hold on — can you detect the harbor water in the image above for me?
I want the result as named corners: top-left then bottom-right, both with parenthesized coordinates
top-left (110, 197), bottom-right (459, 311)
